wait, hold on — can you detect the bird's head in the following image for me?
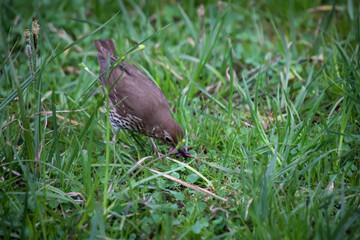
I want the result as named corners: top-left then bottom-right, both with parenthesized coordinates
top-left (161, 118), bottom-right (183, 146)
top-left (160, 118), bottom-right (193, 159)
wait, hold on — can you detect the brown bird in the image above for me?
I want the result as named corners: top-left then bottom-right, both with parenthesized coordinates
top-left (94, 39), bottom-right (192, 158)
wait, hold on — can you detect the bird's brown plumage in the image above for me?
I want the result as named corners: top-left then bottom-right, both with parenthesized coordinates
top-left (94, 39), bottom-right (184, 147)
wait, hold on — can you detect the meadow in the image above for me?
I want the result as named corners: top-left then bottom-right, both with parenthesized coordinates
top-left (0, 0), bottom-right (359, 239)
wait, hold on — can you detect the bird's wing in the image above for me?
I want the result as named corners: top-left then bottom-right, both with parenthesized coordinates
top-left (109, 62), bottom-right (171, 127)
top-left (94, 39), bottom-right (171, 129)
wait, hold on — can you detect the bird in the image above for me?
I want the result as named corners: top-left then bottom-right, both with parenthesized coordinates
top-left (94, 39), bottom-right (192, 158)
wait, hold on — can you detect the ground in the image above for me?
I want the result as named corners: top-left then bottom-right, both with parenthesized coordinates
top-left (0, 0), bottom-right (359, 239)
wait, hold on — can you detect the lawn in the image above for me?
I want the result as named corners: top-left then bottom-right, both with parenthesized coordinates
top-left (0, 0), bottom-right (359, 239)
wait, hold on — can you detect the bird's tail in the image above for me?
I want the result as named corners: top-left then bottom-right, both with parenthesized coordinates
top-left (94, 39), bottom-right (119, 59)
top-left (94, 39), bottom-right (120, 86)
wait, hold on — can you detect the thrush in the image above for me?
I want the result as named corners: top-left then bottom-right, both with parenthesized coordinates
top-left (94, 39), bottom-right (192, 158)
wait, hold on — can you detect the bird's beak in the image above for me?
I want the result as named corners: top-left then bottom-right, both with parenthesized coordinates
top-left (177, 147), bottom-right (194, 158)
top-left (168, 146), bottom-right (194, 159)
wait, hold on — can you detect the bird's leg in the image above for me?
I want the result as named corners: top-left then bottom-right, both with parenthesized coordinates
top-left (149, 137), bottom-right (163, 158)
top-left (111, 129), bottom-right (118, 144)
top-left (149, 137), bottom-right (157, 154)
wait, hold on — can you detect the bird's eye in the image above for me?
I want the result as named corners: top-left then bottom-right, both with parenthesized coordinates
top-left (165, 136), bottom-right (172, 142)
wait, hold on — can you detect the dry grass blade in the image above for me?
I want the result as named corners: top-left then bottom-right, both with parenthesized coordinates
top-left (167, 156), bottom-right (214, 189)
top-left (307, 5), bottom-right (345, 13)
top-left (148, 168), bottom-right (227, 202)
top-left (1, 109), bottom-right (86, 131)
top-left (152, 59), bottom-right (183, 80)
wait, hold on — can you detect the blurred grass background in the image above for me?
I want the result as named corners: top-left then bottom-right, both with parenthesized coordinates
top-left (0, 0), bottom-right (359, 239)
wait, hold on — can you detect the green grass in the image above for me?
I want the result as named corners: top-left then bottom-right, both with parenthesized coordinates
top-left (1, 0), bottom-right (359, 239)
